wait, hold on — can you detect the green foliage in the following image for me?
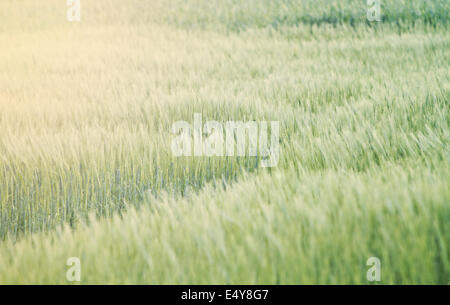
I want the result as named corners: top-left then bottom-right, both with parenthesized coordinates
top-left (0, 0), bottom-right (448, 284)
top-left (163, 0), bottom-right (450, 31)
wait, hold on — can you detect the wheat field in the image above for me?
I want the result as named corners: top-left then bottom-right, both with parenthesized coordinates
top-left (0, 0), bottom-right (449, 284)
